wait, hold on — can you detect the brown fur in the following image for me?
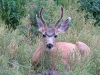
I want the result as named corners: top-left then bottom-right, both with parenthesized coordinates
top-left (31, 41), bottom-right (90, 71)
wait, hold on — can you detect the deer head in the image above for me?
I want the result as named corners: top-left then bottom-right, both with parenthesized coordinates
top-left (36, 7), bottom-right (71, 51)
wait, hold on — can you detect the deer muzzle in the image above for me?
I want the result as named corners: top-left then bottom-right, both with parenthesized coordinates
top-left (46, 44), bottom-right (53, 49)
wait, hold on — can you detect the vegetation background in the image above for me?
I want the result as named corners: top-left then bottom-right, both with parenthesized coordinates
top-left (0, 0), bottom-right (100, 75)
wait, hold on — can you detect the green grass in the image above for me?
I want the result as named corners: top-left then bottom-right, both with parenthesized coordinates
top-left (0, 0), bottom-right (100, 75)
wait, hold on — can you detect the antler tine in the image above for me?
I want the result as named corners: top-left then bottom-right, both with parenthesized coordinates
top-left (40, 7), bottom-right (47, 27)
top-left (54, 6), bottom-right (64, 27)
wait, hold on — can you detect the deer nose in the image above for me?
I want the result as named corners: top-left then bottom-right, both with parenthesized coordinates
top-left (46, 44), bottom-right (53, 49)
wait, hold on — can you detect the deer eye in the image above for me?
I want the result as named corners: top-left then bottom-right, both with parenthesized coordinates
top-left (54, 35), bottom-right (57, 38)
top-left (43, 34), bottom-right (46, 37)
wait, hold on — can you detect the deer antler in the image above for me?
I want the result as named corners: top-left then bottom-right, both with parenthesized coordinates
top-left (40, 7), bottom-right (47, 27)
top-left (54, 6), bottom-right (64, 28)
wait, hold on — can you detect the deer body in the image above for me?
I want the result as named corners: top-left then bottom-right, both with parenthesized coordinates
top-left (29, 7), bottom-right (90, 75)
top-left (32, 42), bottom-right (90, 69)
top-left (32, 42), bottom-right (76, 68)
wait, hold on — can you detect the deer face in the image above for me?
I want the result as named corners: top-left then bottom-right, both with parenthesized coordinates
top-left (42, 28), bottom-right (57, 51)
top-left (36, 7), bottom-right (71, 51)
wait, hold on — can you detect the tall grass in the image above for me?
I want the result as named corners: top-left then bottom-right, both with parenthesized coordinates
top-left (0, 0), bottom-right (100, 75)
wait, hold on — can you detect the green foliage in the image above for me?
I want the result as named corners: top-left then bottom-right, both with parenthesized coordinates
top-left (28, 0), bottom-right (46, 27)
top-left (54, 0), bottom-right (76, 8)
top-left (0, 25), bottom-right (33, 75)
top-left (0, 0), bottom-right (27, 29)
top-left (78, 0), bottom-right (100, 26)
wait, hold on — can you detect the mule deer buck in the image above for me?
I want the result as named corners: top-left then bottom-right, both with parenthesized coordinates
top-left (29, 7), bottom-right (90, 75)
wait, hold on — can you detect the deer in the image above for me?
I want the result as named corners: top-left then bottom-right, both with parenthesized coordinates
top-left (28, 7), bottom-right (90, 75)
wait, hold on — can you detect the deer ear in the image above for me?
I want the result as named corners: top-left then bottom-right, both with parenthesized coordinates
top-left (57, 17), bottom-right (71, 33)
top-left (36, 15), bottom-right (45, 32)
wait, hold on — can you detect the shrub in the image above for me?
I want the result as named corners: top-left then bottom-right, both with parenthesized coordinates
top-left (78, 0), bottom-right (100, 26)
top-left (0, 0), bottom-right (27, 29)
